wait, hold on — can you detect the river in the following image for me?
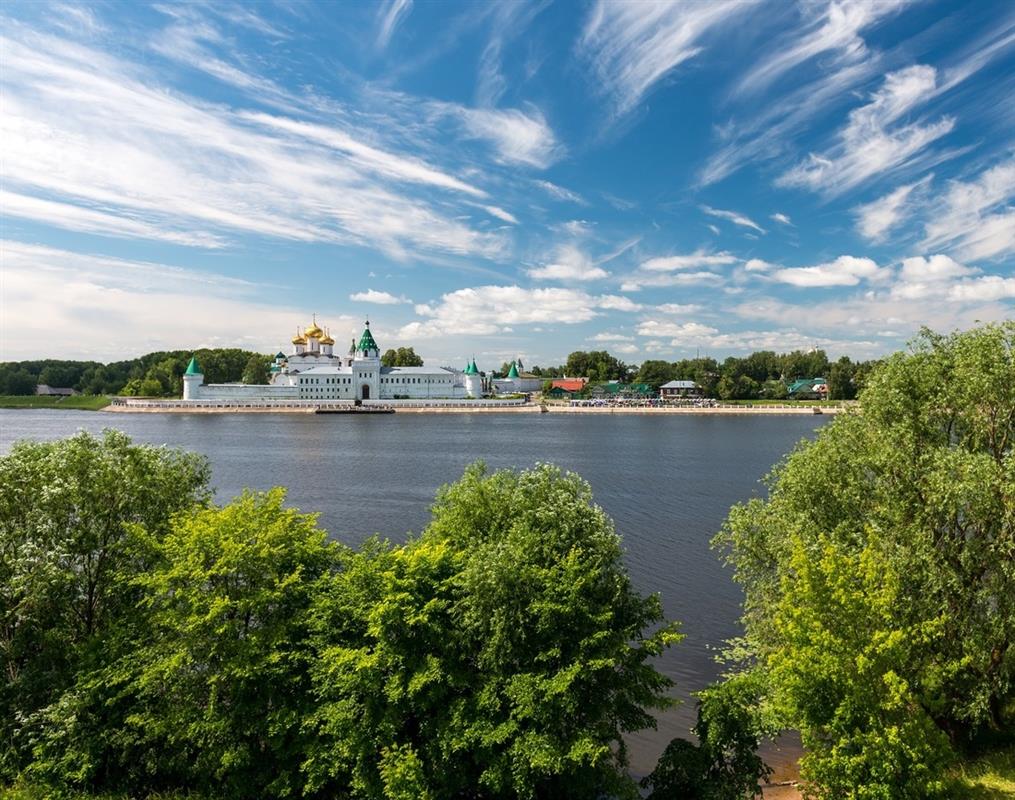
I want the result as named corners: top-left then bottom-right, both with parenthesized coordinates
top-left (0, 409), bottom-right (828, 778)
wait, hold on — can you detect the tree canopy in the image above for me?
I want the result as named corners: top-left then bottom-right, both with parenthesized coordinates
top-left (381, 347), bottom-right (424, 367)
top-left (2, 439), bottom-right (682, 799)
top-left (716, 323), bottom-right (1015, 798)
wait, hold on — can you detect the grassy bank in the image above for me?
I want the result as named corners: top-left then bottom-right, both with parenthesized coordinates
top-left (0, 395), bottom-right (112, 410)
top-left (953, 745), bottom-right (1015, 798)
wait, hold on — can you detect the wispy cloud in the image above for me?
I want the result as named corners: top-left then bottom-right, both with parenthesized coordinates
top-left (640, 250), bottom-right (737, 272)
top-left (770, 212), bottom-right (792, 226)
top-left (529, 244), bottom-right (609, 282)
top-left (778, 65), bottom-right (956, 196)
top-left (1, 240), bottom-right (345, 360)
top-left (376, 0), bottom-right (413, 49)
top-left (854, 175), bottom-right (931, 242)
top-left (1, 29), bottom-right (506, 260)
top-left (921, 157), bottom-right (1015, 260)
top-left (534, 179), bottom-right (587, 205)
top-left (736, 0), bottom-right (910, 96)
top-left (701, 205), bottom-right (766, 234)
top-left (579, 0), bottom-right (757, 116)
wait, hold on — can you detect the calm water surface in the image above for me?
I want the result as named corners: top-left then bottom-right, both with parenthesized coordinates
top-left (0, 409), bottom-right (827, 776)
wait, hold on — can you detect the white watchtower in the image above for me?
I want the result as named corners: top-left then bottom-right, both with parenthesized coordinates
top-left (182, 355), bottom-right (203, 400)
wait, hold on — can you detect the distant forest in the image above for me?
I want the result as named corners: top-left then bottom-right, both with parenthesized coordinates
top-left (1, 345), bottom-right (878, 400)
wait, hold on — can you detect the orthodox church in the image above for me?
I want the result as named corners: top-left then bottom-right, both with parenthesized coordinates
top-left (182, 319), bottom-right (484, 402)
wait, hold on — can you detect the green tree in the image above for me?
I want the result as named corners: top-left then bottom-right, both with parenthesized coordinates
top-left (826, 356), bottom-right (856, 400)
top-left (382, 347), bottom-right (424, 367)
top-left (306, 463), bottom-right (682, 799)
top-left (716, 324), bottom-right (1015, 798)
top-left (122, 490), bottom-right (340, 797)
top-left (241, 353), bottom-right (271, 385)
top-left (0, 431), bottom-right (210, 781)
top-left (0, 367), bottom-right (36, 395)
top-left (636, 360), bottom-right (677, 391)
top-left (565, 350), bottom-right (627, 382)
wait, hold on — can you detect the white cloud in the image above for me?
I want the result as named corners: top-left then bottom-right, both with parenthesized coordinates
top-left (529, 244), bottom-right (609, 282)
top-left (0, 240), bottom-right (352, 361)
top-left (596, 294), bottom-right (642, 312)
top-left (636, 320), bottom-right (719, 342)
top-left (621, 272), bottom-right (725, 291)
top-left (770, 212), bottom-right (792, 226)
top-left (707, 223), bottom-right (721, 235)
top-left (398, 285), bottom-right (627, 338)
top-left (349, 289), bottom-right (411, 305)
top-left (579, 0), bottom-right (757, 115)
top-left (0, 30), bottom-right (506, 260)
top-left (854, 176), bottom-right (930, 241)
top-left (701, 205), bottom-right (766, 233)
top-left (478, 204), bottom-right (519, 224)
top-left (736, 0), bottom-right (910, 96)
top-left (377, 0), bottom-right (413, 49)
top-left (533, 180), bottom-right (587, 205)
top-left (744, 258), bottom-right (775, 272)
top-left (449, 106), bottom-right (562, 168)
top-left (640, 250), bottom-right (737, 271)
top-left (0, 190), bottom-right (226, 248)
top-left (922, 158), bottom-right (1015, 260)
top-left (778, 65), bottom-right (955, 195)
top-left (773, 255), bottom-right (884, 287)
top-left (589, 332), bottom-right (635, 342)
top-left (613, 343), bottom-right (639, 355)
top-left (656, 303), bottom-right (703, 314)
top-left (898, 254), bottom-right (975, 282)
top-left (947, 276), bottom-right (1015, 302)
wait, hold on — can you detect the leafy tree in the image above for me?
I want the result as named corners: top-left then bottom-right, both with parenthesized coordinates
top-left (121, 490), bottom-right (340, 797)
top-left (307, 463), bottom-right (682, 799)
top-left (643, 672), bottom-right (773, 800)
top-left (715, 323), bottom-right (1015, 798)
top-left (636, 360), bottom-right (677, 391)
top-left (0, 431), bottom-right (210, 781)
top-left (0, 367), bottom-right (36, 395)
top-left (381, 347), bottom-right (424, 367)
top-left (241, 353), bottom-right (272, 385)
top-left (565, 350), bottom-right (627, 382)
top-left (826, 356), bottom-right (856, 400)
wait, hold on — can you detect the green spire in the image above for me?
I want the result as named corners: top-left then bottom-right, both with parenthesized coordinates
top-left (507, 361), bottom-right (519, 379)
top-left (358, 320), bottom-right (379, 353)
top-left (184, 355), bottom-right (202, 376)
top-left (470, 358), bottom-right (479, 375)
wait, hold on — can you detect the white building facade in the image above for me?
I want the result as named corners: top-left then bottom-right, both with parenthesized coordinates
top-left (183, 319), bottom-right (481, 402)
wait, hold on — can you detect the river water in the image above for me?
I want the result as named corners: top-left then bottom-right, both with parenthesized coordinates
top-left (0, 409), bottom-right (827, 777)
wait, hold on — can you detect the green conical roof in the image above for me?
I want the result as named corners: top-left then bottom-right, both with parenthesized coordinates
top-left (507, 361), bottom-right (519, 378)
top-left (463, 362), bottom-right (473, 375)
top-left (358, 321), bottom-right (379, 353)
top-left (184, 355), bottom-right (202, 375)
top-left (471, 358), bottom-right (479, 375)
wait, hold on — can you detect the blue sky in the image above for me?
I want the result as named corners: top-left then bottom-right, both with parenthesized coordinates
top-left (2, 0), bottom-right (1013, 368)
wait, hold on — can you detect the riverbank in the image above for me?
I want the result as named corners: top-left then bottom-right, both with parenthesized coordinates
top-left (0, 394), bottom-right (111, 410)
top-left (103, 402), bottom-right (846, 415)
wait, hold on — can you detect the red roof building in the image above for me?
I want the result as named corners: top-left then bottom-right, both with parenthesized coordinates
top-left (550, 378), bottom-right (588, 393)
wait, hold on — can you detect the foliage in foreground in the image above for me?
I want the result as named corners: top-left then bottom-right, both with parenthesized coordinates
top-left (1, 434), bottom-right (682, 799)
top-left (717, 323), bottom-right (1015, 799)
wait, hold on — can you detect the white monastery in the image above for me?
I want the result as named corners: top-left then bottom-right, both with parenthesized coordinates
top-left (182, 319), bottom-right (485, 402)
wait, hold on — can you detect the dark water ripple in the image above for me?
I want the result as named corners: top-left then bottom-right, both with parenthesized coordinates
top-left (0, 409), bottom-right (826, 776)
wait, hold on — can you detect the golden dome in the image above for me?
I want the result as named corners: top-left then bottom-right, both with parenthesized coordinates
top-left (292, 333), bottom-right (307, 345)
top-left (320, 334), bottom-right (335, 345)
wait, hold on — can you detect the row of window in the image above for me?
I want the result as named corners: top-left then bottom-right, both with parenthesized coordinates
top-left (299, 375), bottom-right (453, 385)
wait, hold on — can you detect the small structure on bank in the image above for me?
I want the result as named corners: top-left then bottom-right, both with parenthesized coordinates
top-left (787, 377), bottom-right (828, 400)
top-left (659, 380), bottom-right (703, 399)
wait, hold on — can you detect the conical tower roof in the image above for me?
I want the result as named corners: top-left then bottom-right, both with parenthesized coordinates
top-left (358, 320), bottom-right (379, 353)
top-left (507, 361), bottom-right (519, 378)
top-left (184, 355), bottom-right (202, 375)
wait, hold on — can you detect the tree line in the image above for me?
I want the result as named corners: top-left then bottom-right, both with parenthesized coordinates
top-left (0, 349), bottom-right (273, 397)
top-left (524, 348), bottom-right (878, 400)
